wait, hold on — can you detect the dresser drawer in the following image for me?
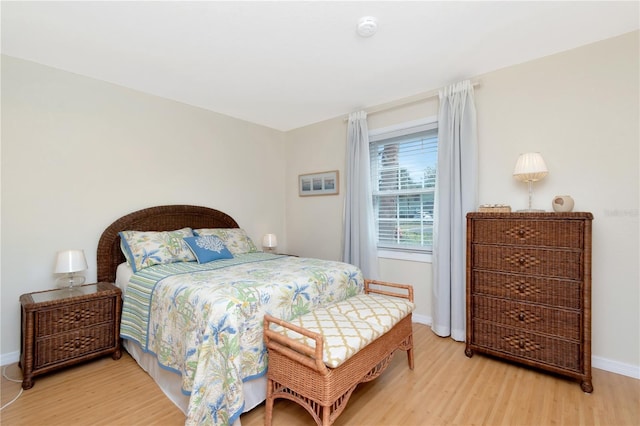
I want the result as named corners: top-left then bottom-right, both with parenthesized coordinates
top-left (36, 297), bottom-right (115, 336)
top-left (472, 271), bottom-right (581, 309)
top-left (472, 245), bottom-right (582, 279)
top-left (472, 295), bottom-right (580, 340)
top-left (472, 320), bottom-right (581, 372)
top-left (471, 219), bottom-right (584, 249)
top-left (34, 323), bottom-right (115, 368)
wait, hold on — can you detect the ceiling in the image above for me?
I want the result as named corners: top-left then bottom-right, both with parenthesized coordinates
top-left (2, 1), bottom-right (638, 131)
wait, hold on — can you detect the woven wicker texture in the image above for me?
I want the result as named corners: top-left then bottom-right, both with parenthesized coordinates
top-left (97, 205), bottom-right (239, 283)
top-left (264, 280), bottom-right (415, 426)
top-left (473, 320), bottom-right (581, 371)
top-left (465, 212), bottom-right (593, 392)
top-left (20, 282), bottom-right (122, 389)
top-left (472, 295), bottom-right (580, 339)
top-left (472, 270), bottom-right (581, 309)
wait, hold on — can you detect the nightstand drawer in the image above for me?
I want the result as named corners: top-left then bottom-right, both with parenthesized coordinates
top-left (472, 295), bottom-right (580, 340)
top-left (472, 320), bottom-right (581, 372)
top-left (472, 271), bottom-right (581, 309)
top-left (36, 297), bottom-right (115, 336)
top-left (35, 323), bottom-right (115, 368)
top-left (472, 245), bottom-right (582, 279)
top-left (471, 219), bottom-right (584, 249)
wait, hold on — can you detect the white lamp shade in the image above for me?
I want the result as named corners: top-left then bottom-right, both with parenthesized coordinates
top-left (513, 152), bottom-right (548, 182)
top-left (54, 249), bottom-right (88, 274)
top-left (262, 234), bottom-right (277, 248)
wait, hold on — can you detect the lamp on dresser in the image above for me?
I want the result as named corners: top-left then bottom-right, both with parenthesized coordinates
top-left (513, 152), bottom-right (548, 211)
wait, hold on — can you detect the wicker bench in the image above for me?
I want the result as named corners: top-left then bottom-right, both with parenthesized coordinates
top-left (263, 279), bottom-right (415, 426)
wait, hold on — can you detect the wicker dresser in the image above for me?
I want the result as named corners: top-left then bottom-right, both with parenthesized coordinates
top-left (465, 212), bottom-right (593, 392)
top-left (20, 282), bottom-right (122, 389)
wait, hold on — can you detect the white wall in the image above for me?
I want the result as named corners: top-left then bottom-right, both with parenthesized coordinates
top-left (1, 56), bottom-right (287, 362)
top-left (285, 31), bottom-right (639, 376)
top-left (2, 31), bottom-right (638, 377)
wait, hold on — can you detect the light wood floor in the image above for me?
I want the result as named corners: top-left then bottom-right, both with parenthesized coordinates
top-left (2, 323), bottom-right (638, 425)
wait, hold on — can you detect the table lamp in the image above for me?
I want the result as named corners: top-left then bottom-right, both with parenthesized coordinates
top-left (54, 249), bottom-right (88, 289)
top-left (262, 234), bottom-right (278, 253)
top-left (513, 152), bottom-right (548, 212)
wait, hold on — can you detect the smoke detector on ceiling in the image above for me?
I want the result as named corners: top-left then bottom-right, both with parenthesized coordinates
top-left (357, 16), bottom-right (378, 37)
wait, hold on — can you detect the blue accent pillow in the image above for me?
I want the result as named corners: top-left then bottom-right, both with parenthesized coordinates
top-left (183, 235), bottom-right (234, 264)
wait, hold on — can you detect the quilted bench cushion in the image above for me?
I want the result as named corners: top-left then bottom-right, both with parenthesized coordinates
top-left (272, 307), bottom-right (385, 368)
top-left (271, 294), bottom-right (414, 368)
top-left (327, 293), bottom-right (415, 333)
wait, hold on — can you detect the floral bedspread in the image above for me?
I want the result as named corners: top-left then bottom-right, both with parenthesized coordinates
top-left (119, 253), bottom-right (363, 425)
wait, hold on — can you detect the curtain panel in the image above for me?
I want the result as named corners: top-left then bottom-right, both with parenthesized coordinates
top-left (343, 111), bottom-right (379, 280)
top-left (432, 80), bottom-right (478, 341)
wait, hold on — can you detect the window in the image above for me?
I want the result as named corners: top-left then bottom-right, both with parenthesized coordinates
top-left (369, 118), bottom-right (438, 253)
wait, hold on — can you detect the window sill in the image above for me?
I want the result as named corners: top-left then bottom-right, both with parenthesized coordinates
top-left (377, 249), bottom-right (432, 263)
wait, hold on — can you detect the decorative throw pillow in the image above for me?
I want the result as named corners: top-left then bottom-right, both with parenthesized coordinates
top-left (119, 228), bottom-right (196, 272)
top-left (183, 235), bottom-right (234, 264)
top-left (193, 228), bottom-right (258, 255)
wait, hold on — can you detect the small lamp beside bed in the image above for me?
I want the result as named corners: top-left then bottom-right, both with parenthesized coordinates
top-left (262, 233), bottom-right (277, 253)
top-left (54, 249), bottom-right (88, 289)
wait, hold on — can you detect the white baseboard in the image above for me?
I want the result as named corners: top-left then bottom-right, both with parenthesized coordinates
top-left (592, 355), bottom-right (640, 379)
top-left (1, 351), bottom-right (19, 366)
top-left (413, 313), bottom-right (431, 326)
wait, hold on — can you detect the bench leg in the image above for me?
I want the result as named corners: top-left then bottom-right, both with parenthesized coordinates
top-left (322, 406), bottom-right (331, 426)
top-left (265, 378), bottom-right (274, 426)
top-left (407, 345), bottom-right (414, 370)
top-left (401, 333), bottom-right (414, 370)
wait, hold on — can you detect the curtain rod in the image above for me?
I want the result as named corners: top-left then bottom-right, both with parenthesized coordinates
top-left (343, 81), bottom-right (480, 121)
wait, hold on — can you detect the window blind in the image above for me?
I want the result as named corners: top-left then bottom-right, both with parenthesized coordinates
top-left (370, 127), bottom-right (438, 251)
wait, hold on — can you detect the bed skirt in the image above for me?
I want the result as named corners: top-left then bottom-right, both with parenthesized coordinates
top-left (123, 340), bottom-right (267, 424)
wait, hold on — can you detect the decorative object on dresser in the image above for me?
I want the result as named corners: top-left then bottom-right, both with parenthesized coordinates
top-left (54, 249), bottom-right (88, 289)
top-left (552, 195), bottom-right (575, 212)
top-left (478, 204), bottom-right (511, 213)
top-left (512, 152), bottom-right (549, 212)
top-left (465, 212), bottom-right (593, 392)
top-left (19, 282), bottom-right (122, 390)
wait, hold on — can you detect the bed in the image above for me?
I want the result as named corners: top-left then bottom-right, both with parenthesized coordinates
top-left (96, 205), bottom-right (364, 426)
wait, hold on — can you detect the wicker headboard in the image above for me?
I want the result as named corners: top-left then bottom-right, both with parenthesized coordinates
top-left (97, 205), bottom-right (239, 283)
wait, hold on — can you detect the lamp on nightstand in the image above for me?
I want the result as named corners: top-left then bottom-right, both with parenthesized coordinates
top-left (262, 234), bottom-right (278, 254)
top-left (54, 249), bottom-right (88, 289)
top-left (513, 152), bottom-right (548, 212)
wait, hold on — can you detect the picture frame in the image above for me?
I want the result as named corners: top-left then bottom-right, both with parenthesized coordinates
top-left (298, 170), bottom-right (339, 197)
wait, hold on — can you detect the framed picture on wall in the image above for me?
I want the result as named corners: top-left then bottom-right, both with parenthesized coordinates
top-left (298, 170), bottom-right (339, 196)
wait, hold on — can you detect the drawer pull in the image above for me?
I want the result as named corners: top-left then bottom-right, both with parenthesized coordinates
top-left (518, 312), bottom-right (526, 321)
top-left (518, 229), bottom-right (525, 237)
top-left (519, 340), bottom-right (526, 349)
top-left (75, 313), bottom-right (82, 321)
top-left (74, 340), bottom-right (81, 349)
top-left (519, 257), bottom-right (526, 265)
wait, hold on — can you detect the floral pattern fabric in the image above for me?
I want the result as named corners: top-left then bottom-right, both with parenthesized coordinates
top-left (119, 227), bottom-right (196, 272)
top-left (193, 228), bottom-right (259, 255)
top-left (120, 253), bottom-right (363, 425)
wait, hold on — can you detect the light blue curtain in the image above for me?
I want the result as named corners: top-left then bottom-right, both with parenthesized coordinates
top-left (432, 80), bottom-right (478, 341)
top-left (343, 111), bottom-right (379, 279)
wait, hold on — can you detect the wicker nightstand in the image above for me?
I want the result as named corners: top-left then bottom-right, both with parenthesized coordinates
top-left (19, 282), bottom-right (122, 389)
